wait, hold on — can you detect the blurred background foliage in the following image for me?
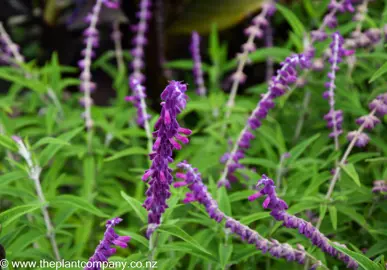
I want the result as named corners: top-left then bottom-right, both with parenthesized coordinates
top-left (0, 0), bottom-right (297, 106)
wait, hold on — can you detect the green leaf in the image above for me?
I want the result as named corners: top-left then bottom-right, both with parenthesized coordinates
top-left (39, 127), bottom-right (83, 166)
top-left (287, 134), bottom-right (320, 164)
top-left (121, 191), bottom-right (147, 223)
top-left (336, 205), bottom-right (368, 228)
top-left (328, 206), bottom-right (337, 230)
top-left (223, 47), bottom-right (292, 72)
top-left (158, 224), bottom-right (213, 255)
top-left (276, 3), bottom-right (305, 37)
top-left (0, 203), bottom-right (43, 228)
top-left (331, 242), bottom-right (381, 270)
top-left (239, 212), bottom-right (271, 225)
top-left (157, 242), bottom-right (217, 263)
top-left (219, 244), bottom-right (233, 269)
top-left (164, 60), bottom-right (210, 72)
top-left (369, 61), bottom-right (387, 83)
top-left (82, 155), bottom-right (95, 200)
top-left (104, 147), bottom-right (148, 162)
top-left (0, 171), bottom-right (26, 185)
top-left (366, 241), bottom-right (387, 258)
top-left (239, 158), bottom-right (278, 169)
top-left (340, 163), bottom-right (360, 186)
top-left (32, 137), bottom-right (70, 149)
top-left (217, 186), bottom-right (231, 216)
top-left (51, 195), bottom-right (108, 217)
top-left (0, 134), bottom-right (17, 151)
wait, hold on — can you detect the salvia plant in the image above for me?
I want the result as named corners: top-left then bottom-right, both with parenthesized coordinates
top-left (1, 0), bottom-right (387, 269)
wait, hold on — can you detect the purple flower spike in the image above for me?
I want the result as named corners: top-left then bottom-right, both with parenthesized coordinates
top-left (85, 218), bottom-right (130, 270)
top-left (128, 0), bottom-right (152, 127)
top-left (79, 0), bottom-right (117, 130)
top-left (323, 32), bottom-right (350, 149)
top-left (190, 32), bottom-right (206, 96)
top-left (219, 53), bottom-right (312, 188)
top-left (175, 162), bottom-right (323, 267)
top-left (142, 81), bottom-right (191, 238)
top-left (250, 175), bottom-right (358, 269)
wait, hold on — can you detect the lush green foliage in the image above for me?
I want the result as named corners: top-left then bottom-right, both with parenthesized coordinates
top-left (1, 1), bottom-right (387, 270)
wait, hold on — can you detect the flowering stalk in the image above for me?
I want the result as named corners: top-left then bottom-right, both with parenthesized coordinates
top-left (249, 175), bottom-right (358, 269)
top-left (223, 0), bottom-right (276, 131)
top-left (79, 0), bottom-right (118, 150)
top-left (218, 53), bottom-right (312, 188)
top-left (311, 0), bottom-right (355, 42)
top-left (323, 93), bottom-right (387, 200)
top-left (85, 218), bottom-right (130, 270)
top-left (190, 32), bottom-right (206, 96)
top-left (12, 136), bottom-right (61, 260)
top-left (142, 81), bottom-right (192, 238)
top-left (111, 20), bottom-right (125, 72)
top-left (0, 22), bottom-right (25, 64)
top-left (323, 32), bottom-right (350, 150)
top-left (174, 162), bottom-right (326, 269)
top-left (126, 0), bottom-right (153, 153)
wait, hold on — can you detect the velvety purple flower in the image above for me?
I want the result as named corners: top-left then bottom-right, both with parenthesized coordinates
top-left (347, 28), bottom-right (383, 49)
top-left (127, 0), bottom-right (152, 127)
top-left (190, 32), bottom-right (206, 96)
top-left (174, 161), bottom-right (224, 222)
top-left (174, 162), bottom-right (323, 266)
top-left (369, 98), bottom-right (387, 116)
top-left (347, 131), bottom-right (369, 147)
top-left (328, 0), bottom-right (355, 14)
top-left (142, 81), bottom-right (192, 238)
top-left (85, 218), bottom-right (130, 270)
top-left (372, 180), bottom-right (387, 194)
top-left (355, 115), bottom-right (380, 129)
top-left (249, 175), bottom-right (358, 269)
top-left (219, 53), bottom-right (312, 188)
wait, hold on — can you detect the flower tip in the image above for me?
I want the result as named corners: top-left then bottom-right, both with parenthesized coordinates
top-left (11, 135), bottom-right (22, 142)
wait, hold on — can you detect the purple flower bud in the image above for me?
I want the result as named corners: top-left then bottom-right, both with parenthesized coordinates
top-left (372, 180), bottom-right (387, 194)
top-left (143, 81), bottom-right (191, 238)
top-left (369, 98), bottom-right (387, 116)
top-left (355, 115), bottom-right (380, 129)
top-left (84, 218), bottom-right (130, 270)
top-left (347, 131), bottom-right (369, 148)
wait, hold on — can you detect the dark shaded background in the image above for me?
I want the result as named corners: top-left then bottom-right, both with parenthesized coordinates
top-left (0, 0), bottom-right (293, 109)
